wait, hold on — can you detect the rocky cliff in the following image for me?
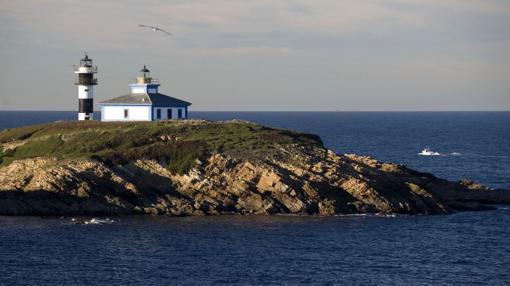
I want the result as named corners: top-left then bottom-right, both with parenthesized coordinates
top-left (0, 120), bottom-right (508, 216)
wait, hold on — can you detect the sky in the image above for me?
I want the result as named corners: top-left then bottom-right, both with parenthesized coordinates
top-left (0, 0), bottom-right (509, 111)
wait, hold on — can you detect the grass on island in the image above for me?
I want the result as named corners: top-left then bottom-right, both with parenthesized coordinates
top-left (0, 120), bottom-right (322, 174)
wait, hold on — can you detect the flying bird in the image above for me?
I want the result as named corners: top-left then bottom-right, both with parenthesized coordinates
top-left (138, 24), bottom-right (172, 36)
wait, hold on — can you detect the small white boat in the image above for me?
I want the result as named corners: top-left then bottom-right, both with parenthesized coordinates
top-left (418, 148), bottom-right (440, 156)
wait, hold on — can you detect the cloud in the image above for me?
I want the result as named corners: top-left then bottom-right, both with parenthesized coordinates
top-left (191, 46), bottom-right (294, 55)
top-left (0, 0), bottom-right (468, 50)
top-left (0, 0), bottom-right (509, 110)
top-left (1, 0), bottom-right (509, 55)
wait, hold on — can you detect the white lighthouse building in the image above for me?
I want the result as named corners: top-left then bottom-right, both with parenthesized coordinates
top-left (74, 54), bottom-right (97, 120)
top-left (100, 66), bottom-right (191, 121)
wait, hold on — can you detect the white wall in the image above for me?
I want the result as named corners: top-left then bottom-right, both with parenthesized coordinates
top-left (78, 113), bottom-right (93, 120)
top-left (78, 85), bottom-right (93, 99)
top-left (131, 87), bottom-right (146, 94)
top-left (101, 105), bottom-right (151, 121)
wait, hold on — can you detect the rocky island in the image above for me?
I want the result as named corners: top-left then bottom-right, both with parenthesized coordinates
top-left (0, 120), bottom-right (508, 216)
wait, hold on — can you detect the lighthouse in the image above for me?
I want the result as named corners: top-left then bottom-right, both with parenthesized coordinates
top-left (74, 54), bottom-right (97, 120)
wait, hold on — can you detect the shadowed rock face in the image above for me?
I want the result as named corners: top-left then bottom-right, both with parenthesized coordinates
top-left (0, 121), bottom-right (508, 216)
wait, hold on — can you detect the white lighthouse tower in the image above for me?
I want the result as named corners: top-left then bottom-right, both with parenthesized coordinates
top-left (74, 54), bottom-right (97, 120)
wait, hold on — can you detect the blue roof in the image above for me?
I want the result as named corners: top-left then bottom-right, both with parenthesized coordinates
top-left (100, 93), bottom-right (191, 107)
top-left (149, 93), bottom-right (191, 107)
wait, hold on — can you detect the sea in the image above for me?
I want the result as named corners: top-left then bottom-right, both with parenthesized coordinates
top-left (0, 111), bottom-right (509, 285)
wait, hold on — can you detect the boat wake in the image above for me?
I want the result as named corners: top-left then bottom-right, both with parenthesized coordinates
top-left (418, 148), bottom-right (462, 157)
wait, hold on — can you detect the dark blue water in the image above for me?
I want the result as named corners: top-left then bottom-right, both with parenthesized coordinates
top-left (0, 111), bottom-right (509, 285)
top-left (1, 212), bottom-right (510, 285)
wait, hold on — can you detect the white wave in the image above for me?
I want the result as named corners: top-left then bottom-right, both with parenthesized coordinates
top-left (334, 213), bottom-right (371, 217)
top-left (418, 148), bottom-right (464, 157)
top-left (375, 213), bottom-right (399, 217)
top-left (334, 213), bottom-right (402, 218)
top-left (71, 218), bottom-right (116, 225)
top-left (418, 152), bottom-right (441, 156)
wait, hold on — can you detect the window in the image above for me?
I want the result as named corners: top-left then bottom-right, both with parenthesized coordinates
top-left (167, 109), bottom-right (172, 119)
top-left (124, 109), bottom-right (129, 119)
top-left (178, 109), bottom-right (182, 119)
top-left (156, 108), bottom-right (161, 119)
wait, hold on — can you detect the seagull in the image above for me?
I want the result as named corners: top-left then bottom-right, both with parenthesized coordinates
top-left (138, 24), bottom-right (172, 36)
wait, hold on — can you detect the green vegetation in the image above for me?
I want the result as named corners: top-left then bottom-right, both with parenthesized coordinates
top-left (0, 120), bottom-right (323, 173)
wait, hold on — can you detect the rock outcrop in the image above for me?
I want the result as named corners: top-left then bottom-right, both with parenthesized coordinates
top-left (0, 120), bottom-right (508, 216)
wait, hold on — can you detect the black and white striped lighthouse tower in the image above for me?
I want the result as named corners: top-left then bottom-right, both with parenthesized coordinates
top-left (74, 54), bottom-right (97, 120)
